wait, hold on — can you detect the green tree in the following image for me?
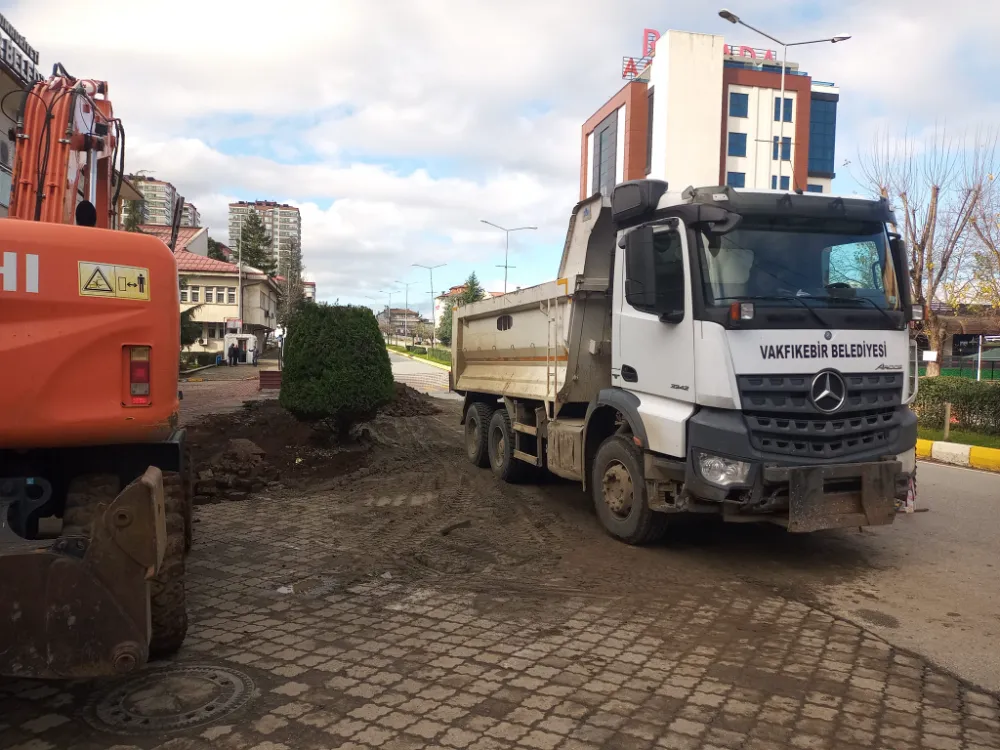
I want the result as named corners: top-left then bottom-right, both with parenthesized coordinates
top-left (277, 238), bottom-right (305, 326)
top-left (237, 209), bottom-right (276, 276)
top-left (180, 303), bottom-right (204, 349)
top-left (437, 272), bottom-right (486, 346)
top-left (279, 302), bottom-right (395, 434)
top-left (122, 198), bottom-right (146, 232)
top-left (207, 236), bottom-right (228, 261)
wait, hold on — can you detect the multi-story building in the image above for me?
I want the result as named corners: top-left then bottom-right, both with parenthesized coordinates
top-left (181, 201), bottom-right (201, 228)
top-left (582, 29), bottom-right (840, 199)
top-left (303, 281), bottom-right (316, 301)
top-left (121, 176), bottom-right (178, 226)
top-left (228, 200), bottom-right (302, 264)
top-left (0, 12), bottom-right (42, 217)
top-left (176, 251), bottom-right (279, 354)
top-left (377, 308), bottom-right (424, 337)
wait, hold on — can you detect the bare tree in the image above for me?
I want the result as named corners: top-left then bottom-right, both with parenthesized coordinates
top-left (858, 125), bottom-right (998, 375)
top-left (969, 172), bottom-right (1000, 308)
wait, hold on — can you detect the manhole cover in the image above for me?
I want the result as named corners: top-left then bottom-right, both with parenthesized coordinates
top-left (85, 665), bottom-right (255, 735)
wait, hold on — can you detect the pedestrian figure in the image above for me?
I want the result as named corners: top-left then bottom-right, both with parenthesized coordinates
top-left (228, 343), bottom-right (237, 367)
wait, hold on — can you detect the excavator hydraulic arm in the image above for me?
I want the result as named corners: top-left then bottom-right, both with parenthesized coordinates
top-left (9, 63), bottom-right (123, 229)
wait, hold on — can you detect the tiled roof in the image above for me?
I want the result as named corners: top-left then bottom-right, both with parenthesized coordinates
top-left (174, 251), bottom-right (239, 274)
top-left (138, 225), bottom-right (205, 253)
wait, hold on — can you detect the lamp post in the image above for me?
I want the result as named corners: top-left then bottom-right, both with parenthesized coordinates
top-left (414, 262), bottom-right (446, 350)
top-left (480, 220), bottom-right (537, 294)
top-left (379, 287), bottom-right (396, 343)
top-left (396, 280), bottom-right (419, 343)
top-left (718, 9), bottom-right (850, 191)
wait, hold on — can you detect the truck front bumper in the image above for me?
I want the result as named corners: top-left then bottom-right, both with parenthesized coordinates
top-left (674, 406), bottom-right (917, 532)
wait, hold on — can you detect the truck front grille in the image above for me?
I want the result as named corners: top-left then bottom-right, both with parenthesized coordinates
top-left (737, 372), bottom-right (904, 460)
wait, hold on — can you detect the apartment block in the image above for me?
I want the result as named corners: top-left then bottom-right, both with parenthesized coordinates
top-left (228, 200), bottom-right (302, 263)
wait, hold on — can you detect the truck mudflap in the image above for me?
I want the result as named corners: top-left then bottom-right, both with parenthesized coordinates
top-left (765, 461), bottom-right (901, 533)
top-left (0, 467), bottom-right (166, 679)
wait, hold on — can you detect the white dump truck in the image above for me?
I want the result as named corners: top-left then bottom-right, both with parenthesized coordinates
top-left (451, 179), bottom-right (921, 544)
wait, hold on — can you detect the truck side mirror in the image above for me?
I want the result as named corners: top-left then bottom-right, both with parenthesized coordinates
top-left (889, 235), bottom-right (914, 320)
top-left (624, 226), bottom-right (658, 309)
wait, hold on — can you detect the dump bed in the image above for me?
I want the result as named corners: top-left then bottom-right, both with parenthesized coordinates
top-left (452, 193), bottom-right (615, 408)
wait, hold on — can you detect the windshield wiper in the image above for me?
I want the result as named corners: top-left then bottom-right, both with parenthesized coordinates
top-left (715, 295), bottom-right (832, 327)
top-left (811, 294), bottom-right (897, 327)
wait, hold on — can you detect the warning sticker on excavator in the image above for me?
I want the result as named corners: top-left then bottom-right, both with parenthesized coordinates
top-left (78, 262), bottom-right (150, 301)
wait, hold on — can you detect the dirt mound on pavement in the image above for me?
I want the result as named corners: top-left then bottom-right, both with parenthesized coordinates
top-left (186, 383), bottom-right (441, 503)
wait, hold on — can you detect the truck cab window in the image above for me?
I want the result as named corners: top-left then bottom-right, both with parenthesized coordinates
top-left (698, 216), bottom-right (900, 311)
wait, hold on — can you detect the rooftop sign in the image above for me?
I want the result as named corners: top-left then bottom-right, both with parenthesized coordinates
top-left (621, 29), bottom-right (781, 80)
top-left (0, 12), bottom-right (41, 87)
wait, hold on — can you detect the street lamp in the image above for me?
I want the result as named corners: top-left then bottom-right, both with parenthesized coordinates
top-left (480, 220), bottom-right (537, 294)
top-left (413, 262), bottom-right (446, 351)
top-left (718, 9), bottom-right (850, 191)
top-left (395, 280), bottom-right (419, 342)
top-left (379, 287), bottom-right (396, 342)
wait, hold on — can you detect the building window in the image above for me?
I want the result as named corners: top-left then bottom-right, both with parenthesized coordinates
top-left (646, 88), bottom-right (654, 175)
top-left (729, 92), bottom-right (749, 118)
top-left (726, 172), bottom-right (746, 188)
top-left (774, 96), bottom-right (793, 122)
top-left (227, 287), bottom-right (236, 304)
top-left (180, 289), bottom-right (188, 303)
top-left (806, 184), bottom-right (823, 193)
top-left (205, 289), bottom-right (214, 303)
top-left (190, 287), bottom-right (200, 303)
top-left (771, 175), bottom-right (791, 190)
top-left (217, 286), bottom-right (227, 301)
top-left (808, 96), bottom-right (838, 175)
top-left (727, 132), bottom-right (747, 157)
top-left (772, 136), bottom-right (791, 161)
top-left (592, 108), bottom-right (618, 198)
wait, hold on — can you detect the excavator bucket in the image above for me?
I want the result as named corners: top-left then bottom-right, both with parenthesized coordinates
top-left (0, 467), bottom-right (166, 679)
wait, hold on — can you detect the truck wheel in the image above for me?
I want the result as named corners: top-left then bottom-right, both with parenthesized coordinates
top-left (591, 435), bottom-right (666, 545)
top-left (487, 409), bottom-right (531, 483)
top-left (465, 402), bottom-right (494, 468)
top-left (149, 471), bottom-right (188, 659)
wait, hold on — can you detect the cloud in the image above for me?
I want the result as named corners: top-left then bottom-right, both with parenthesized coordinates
top-left (6, 0), bottom-right (998, 303)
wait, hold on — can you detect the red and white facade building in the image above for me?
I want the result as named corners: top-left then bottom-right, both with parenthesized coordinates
top-left (582, 29), bottom-right (839, 200)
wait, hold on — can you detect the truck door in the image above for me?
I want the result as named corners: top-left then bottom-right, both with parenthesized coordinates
top-left (614, 221), bottom-right (696, 458)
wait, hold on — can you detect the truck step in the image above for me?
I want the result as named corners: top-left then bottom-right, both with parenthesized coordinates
top-left (512, 422), bottom-right (537, 436)
top-left (513, 449), bottom-right (541, 466)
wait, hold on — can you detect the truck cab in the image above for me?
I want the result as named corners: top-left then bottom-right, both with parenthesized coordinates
top-left (453, 180), bottom-right (920, 544)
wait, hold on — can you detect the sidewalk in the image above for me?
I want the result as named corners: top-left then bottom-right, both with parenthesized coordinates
top-left (917, 438), bottom-right (1000, 472)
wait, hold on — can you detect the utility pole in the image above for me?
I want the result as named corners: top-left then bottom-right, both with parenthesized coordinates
top-left (396, 280), bottom-right (419, 343)
top-left (480, 220), bottom-right (537, 293)
top-left (718, 9), bottom-right (850, 191)
top-left (414, 263), bottom-right (445, 351)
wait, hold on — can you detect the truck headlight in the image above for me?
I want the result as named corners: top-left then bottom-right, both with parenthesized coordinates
top-left (696, 451), bottom-right (752, 487)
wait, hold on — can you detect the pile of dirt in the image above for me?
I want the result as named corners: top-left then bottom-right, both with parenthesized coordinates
top-left (186, 382), bottom-right (441, 503)
top-left (381, 382), bottom-right (442, 417)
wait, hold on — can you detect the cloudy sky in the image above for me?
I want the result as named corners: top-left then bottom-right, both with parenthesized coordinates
top-left (6, 0), bottom-right (998, 315)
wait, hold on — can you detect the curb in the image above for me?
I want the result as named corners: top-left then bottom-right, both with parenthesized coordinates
top-left (387, 348), bottom-right (452, 372)
top-left (916, 438), bottom-right (1000, 472)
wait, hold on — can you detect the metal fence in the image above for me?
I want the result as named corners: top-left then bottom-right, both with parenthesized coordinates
top-left (918, 357), bottom-right (1000, 381)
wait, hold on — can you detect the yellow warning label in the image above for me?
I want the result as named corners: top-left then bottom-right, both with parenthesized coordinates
top-left (79, 262), bottom-right (150, 301)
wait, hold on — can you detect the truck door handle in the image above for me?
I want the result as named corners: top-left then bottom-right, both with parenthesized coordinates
top-left (621, 365), bottom-right (638, 382)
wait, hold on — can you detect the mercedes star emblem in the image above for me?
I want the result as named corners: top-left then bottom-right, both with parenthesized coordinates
top-left (810, 370), bottom-right (847, 413)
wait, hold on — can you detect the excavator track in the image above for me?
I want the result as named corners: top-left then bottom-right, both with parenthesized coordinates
top-left (63, 471), bottom-right (189, 659)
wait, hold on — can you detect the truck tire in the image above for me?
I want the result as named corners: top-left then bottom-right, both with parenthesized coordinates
top-left (149, 470), bottom-right (188, 659)
top-left (591, 435), bottom-right (667, 545)
top-left (487, 409), bottom-right (531, 483)
top-left (464, 402), bottom-right (494, 468)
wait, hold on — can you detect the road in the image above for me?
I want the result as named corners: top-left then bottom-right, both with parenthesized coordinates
top-left (389, 350), bottom-right (455, 397)
top-left (2, 369), bottom-right (998, 750)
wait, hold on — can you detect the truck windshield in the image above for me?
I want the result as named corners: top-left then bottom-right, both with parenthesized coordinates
top-left (697, 215), bottom-right (901, 311)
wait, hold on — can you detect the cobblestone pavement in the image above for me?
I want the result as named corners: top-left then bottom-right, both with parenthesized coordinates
top-left (2, 392), bottom-right (998, 749)
top-left (178, 378), bottom-right (273, 426)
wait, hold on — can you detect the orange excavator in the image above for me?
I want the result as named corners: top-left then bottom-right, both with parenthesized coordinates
top-left (0, 64), bottom-right (191, 678)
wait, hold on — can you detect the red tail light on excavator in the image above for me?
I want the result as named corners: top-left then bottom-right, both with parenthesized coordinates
top-left (128, 346), bottom-right (151, 405)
